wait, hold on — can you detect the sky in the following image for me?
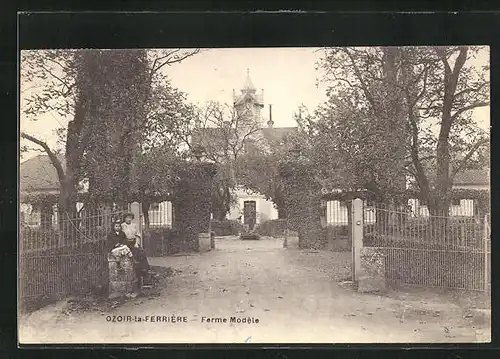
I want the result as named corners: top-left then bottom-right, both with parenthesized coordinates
top-left (165, 47), bottom-right (328, 127)
top-left (20, 47), bottom-right (490, 161)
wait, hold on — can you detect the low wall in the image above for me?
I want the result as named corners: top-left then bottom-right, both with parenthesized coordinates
top-left (358, 247), bottom-right (387, 293)
top-left (283, 235), bottom-right (299, 249)
top-left (199, 232), bottom-right (212, 253)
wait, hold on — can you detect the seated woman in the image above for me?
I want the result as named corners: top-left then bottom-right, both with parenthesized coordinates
top-left (121, 212), bottom-right (153, 287)
top-left (107, 220), bottom-right (128, 253)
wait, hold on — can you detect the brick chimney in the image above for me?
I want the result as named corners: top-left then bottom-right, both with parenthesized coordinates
top-left (267, 104), bottom-right (274, 128)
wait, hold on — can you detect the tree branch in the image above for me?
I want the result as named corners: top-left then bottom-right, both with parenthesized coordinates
top-left (453, 82), bottom-right (488, 100)
top-left (21, 132), bottom-right (66, 185)
top-left (406, 110), bottom-right (431, 195)
top-left (151, 49), bottom-right (200, 74)
top-left (450, 101), bottom-right (490, 122)
top-left (451, 137), bottom-right (489, 179)
top-left (39, 63), bottom-right (74, 95)
top-left (343, 49), bottom-right (378, 111)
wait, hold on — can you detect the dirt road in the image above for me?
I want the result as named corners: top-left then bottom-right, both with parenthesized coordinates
top-left (19, 236), bottom-right (490, 344)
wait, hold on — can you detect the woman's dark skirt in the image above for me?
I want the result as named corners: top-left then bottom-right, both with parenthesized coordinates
top-left (125, 241), bottom-right (150, 276)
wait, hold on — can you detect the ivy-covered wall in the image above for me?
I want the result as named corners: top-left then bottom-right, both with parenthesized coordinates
top-left (279, 160), bottom-right (326, 249)
top-left (171, 162), bottom-right (216, 253)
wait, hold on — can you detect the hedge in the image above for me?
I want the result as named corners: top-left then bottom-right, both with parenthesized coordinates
top-left (144, 227), bottom-right (179, 256)
top-left (209, 219), bottom-right (244, 236)
top-left (255, 219), bottom-right (287, 237)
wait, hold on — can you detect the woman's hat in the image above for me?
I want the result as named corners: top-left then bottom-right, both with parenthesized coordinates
top-left (123, 212), bottom-right (135, 220)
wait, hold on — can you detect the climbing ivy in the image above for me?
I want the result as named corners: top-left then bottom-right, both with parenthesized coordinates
top-left (278, 158), bottom-right (326, 249)
top-left (169, 162), bottom-right (217, 253)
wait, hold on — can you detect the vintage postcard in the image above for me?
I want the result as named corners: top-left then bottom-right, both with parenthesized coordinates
top-left (19, 46), bottom-right (490, 344)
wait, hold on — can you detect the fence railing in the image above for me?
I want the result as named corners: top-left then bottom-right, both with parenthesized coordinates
top-left (364, 207), bottom-right (486, 249)
top-left (364, 206), bottom-right (489, 291)
top-left (19, 209), bottom-right (125, 311)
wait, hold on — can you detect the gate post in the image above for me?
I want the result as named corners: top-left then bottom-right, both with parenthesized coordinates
top-left (351, 198), bottom-right (363, 282)
top-left (484, 213), bottom-right (490, 292)
top-left (129, 202), bottom-right (142, 247)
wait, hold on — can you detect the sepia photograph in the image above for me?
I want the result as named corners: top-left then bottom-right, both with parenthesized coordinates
top-left (18, 46), bottom-right (490, 344)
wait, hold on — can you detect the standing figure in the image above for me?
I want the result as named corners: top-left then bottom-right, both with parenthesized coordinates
top-left (121, 212), bottom-right (153, 287)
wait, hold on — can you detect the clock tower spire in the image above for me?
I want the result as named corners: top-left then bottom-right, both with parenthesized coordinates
top-left (233, 69), bottom-right (264, 122)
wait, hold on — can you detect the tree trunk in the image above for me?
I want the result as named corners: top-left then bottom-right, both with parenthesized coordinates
top-left (40, 202), bottom-right (54, 230)
top-left (142, 200), bottom-right (150, 233)
top-left (58, 175), bottom-right (79, 245)
top-left (428, 195), bottom-right (450, 243)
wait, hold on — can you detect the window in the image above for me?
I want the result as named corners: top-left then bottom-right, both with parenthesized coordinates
top-left (452, 198), bottom-right (461, 206)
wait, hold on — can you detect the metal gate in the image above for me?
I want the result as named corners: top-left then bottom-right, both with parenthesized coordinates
top-left (19, 209), bottom-right (125, 310)
top-left (362, 204), bottom-right (490, 292)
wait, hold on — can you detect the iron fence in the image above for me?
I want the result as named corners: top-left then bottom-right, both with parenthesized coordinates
top-left (364, 206), bottom-right (489, 291)
top-left (19, 209), bottom-right (125, 311)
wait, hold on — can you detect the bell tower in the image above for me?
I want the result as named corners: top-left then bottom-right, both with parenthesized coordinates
top-left (233, 69), bottom-right (264, 123)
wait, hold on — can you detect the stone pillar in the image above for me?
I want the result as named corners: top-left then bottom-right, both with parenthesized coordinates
top-left (210, 231), bottom-right (216, 249)
top-left (108, 251), bottom-right (137, 299)
top-left (351, 198), bottom-right (363, 281)
top-left (283, 228), bottom-right (299, 249)
top-left (198, 232), bottom-right (212, 252)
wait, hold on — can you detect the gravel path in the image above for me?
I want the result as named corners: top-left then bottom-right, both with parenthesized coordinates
top-left (19, 236), bottom-right (490, 344)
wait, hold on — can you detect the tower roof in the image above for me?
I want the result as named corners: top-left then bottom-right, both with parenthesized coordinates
top-left (242, 68), bottom-right (256, 92)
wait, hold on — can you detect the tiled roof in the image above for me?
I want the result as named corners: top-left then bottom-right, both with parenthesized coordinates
top-left (453, 168), bottom-right (489, 185)
top-left (260, 127), bottom-right (297, 143)
top-left (192, 126), bottom-right (297, 149)
top-left (20, 154), bottom-right (65, 192)
top-left (233, 92), bottom-right (264, 107)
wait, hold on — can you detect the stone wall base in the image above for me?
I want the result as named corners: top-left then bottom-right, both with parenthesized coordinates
top-left (358, 247), bottom-right (387, 293)
top-left (283, 236), bottom-right (299, 249)
top-left (108, 257), bottom-right (137, 299)
top-left (199, 232), bottom-right (212, 253)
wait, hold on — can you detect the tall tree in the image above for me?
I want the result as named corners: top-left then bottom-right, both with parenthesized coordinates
top-left (21, 48), bottom-right (199, 217)
top-left (188, 101), bottom-right (261, 220)
top-left (316, 46), bottom-right (490, 216)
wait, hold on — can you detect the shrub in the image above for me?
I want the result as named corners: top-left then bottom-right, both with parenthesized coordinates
top-left (255, 219), bottom-right (287, 237)
top-left (325, 225), bottom-right (349, 240)
top-left (210, 219), bottom-right (244, 236)
top-left (145, 227), bottom-right (178, 256)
